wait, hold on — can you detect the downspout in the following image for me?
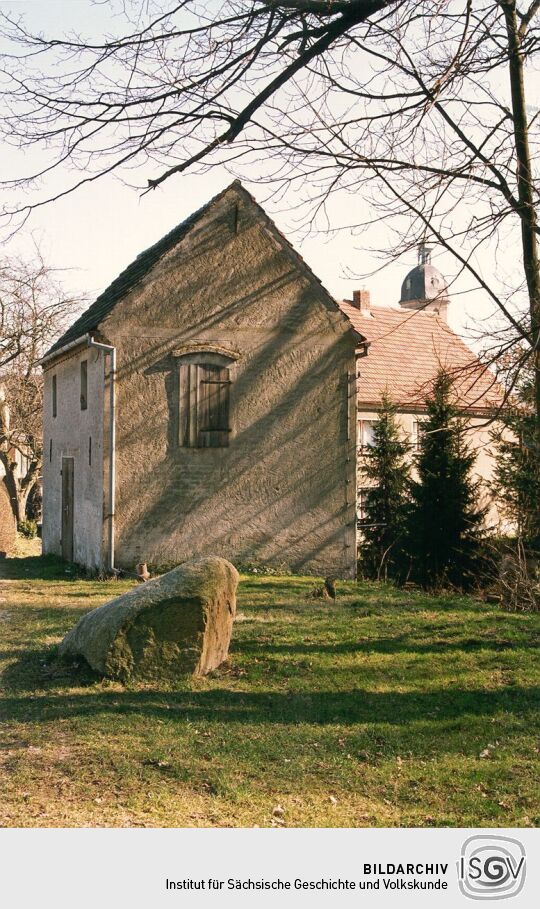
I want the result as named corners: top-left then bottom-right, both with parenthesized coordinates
top-left (88, 337), bottom-right (116, 573)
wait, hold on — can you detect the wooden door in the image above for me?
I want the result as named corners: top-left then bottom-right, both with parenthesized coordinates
top-left (61, 457), bottom-right (74, 562)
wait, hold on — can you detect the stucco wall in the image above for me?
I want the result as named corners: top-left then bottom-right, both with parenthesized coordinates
top-left (357, 408), bottom-right (504, 529)
top-left (96, 187), bottom-right (357, 576)
top-left (42, 346), bottom-right (105, 569)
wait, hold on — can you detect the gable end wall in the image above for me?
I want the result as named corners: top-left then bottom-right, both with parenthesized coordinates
top-left (101, 188), bottom-right (357, 576)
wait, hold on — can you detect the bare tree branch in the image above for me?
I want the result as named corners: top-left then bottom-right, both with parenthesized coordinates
top-left (0, 0), bottom-right (538, 427)
top-left (0, 254), bottom-right (82, 523)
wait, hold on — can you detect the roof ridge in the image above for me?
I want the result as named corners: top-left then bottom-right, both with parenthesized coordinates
top-left (346, 301), bottom-right (440, 318)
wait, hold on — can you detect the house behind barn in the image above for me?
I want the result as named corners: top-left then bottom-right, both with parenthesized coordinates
top-left (337, 250), bottom-right (503, 527)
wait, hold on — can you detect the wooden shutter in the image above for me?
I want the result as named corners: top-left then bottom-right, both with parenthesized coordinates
top-left (179, 362), bottom-right (199, 447)
top-left (197, 365), bottom-right (230, 447)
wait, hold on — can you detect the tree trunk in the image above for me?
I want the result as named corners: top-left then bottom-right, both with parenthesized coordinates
top-left (14, 481), bottom-right (33, 525)
top-left (0, 460), bottom-right (20, 525)
top-left (501, 0), bottom-right (540, 433)
top-left (17, 461), bottom-right (41, 524)
top-left (0, 453), bottom-right (39, 525)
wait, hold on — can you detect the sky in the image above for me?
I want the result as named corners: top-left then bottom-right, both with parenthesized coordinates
top-left (0, 1), bottom-right (509, 345)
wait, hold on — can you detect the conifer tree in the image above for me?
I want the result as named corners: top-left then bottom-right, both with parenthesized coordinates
top-left (406, 371), bottom-right (486, 589)
top-left (359, 393), bottom-right (410, 581)
top-left (492, 364), bottom-right (540, 550)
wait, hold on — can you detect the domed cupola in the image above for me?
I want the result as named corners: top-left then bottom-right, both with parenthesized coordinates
top-left (399, 243), bottom-right (449, 320)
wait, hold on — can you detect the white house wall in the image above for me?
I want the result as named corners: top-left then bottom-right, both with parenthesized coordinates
top-left (357, 408), bottom-right (503, 529)
top-left (42, 346), bottom-right (105, 569)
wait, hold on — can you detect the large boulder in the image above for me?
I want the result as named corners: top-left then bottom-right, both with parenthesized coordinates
top-left (59, 557), bottom-right (239, 681)
top-left (0, 479), bottom-right (16, 558)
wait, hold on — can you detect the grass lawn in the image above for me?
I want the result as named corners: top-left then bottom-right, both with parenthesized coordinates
top-left (0, 546), bottom-right (539, 828)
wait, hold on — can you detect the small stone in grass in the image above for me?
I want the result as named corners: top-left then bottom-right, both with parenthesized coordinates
top-left (479, 743), bottom-right (496, 759)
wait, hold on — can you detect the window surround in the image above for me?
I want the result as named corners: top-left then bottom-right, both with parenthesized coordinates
top-left (357, 485), bottom-right (377, 525)
top-left (172, 344), bottom-right (240, 449)
top-left (172, 342), bottom-right (240, 362)
top-left (357, 486), bottom-right (369, 523)
top-left (358, 418), bottom-right (377, 450)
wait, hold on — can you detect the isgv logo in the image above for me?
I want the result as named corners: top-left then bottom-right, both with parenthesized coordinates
top-left (458, 835), bottom-right (526, 900)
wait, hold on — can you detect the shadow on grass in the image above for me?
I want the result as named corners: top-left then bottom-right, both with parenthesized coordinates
top-left (0, 554), bottom-right (79, 582)
top-left (1, 679), bottom-right (538, 729)
top-left (240, 579), bottom-right (313, 592)
top-left (234, 636), bottom-right (535, 656)
top-left (0, 608), bottom-right (96, 654)
top-left (1, 646), bottom-right (100, 694)
top-left (237, 596), bottom-right (488, 617)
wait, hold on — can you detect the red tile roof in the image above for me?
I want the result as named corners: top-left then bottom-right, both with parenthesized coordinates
top-left (337, 301), bottom-right (503, 412)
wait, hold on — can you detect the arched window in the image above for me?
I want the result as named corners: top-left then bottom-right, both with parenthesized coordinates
top-left (173, 346), bottom-right (238, 448)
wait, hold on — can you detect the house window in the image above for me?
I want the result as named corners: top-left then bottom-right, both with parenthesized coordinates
top-left (80, 360), bottom-right (88, 410)
top-left (52, 374), bottom-right (57, 418)
top-left (411, 419), bottom-right (426, 450)
top-left (178, 361), bottom-right (231, 448)
top-left (359, 419), bottom-right (377, 450)
top-left (357, 486), bottom-right (375, 525)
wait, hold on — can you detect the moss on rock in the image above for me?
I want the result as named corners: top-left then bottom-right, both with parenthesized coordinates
top-left (59, 557), bottom-right (239, 681)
